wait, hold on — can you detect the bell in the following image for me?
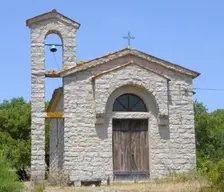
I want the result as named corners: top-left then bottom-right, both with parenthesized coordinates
top-left (50, 44), bottom-right (57, 52)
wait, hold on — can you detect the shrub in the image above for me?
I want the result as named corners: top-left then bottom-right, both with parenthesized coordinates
top-left (0, 153), bottom-right (23, 192)
top-left (47, 170), bottom-right (71, 186)
top-left (171, 171), bottom-right (203, 183)
top-left (207, 158), bottom-right (224, 191)
top-left (32, 184), bottom-right (45, 192)
top-left (152, 170), bottom-right (204, 185)
top-left (197, 157), bottom-right (215, 175)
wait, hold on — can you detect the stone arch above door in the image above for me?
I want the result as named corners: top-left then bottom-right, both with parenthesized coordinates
top-left (106, 85), bottom-right (158, 116)
top-left (95, 84), bottom-right (165, 126)
top-left (93, 63), bottom-right (169, 126)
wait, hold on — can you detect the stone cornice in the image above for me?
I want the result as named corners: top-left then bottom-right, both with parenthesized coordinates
top-left (26, 9), bottom-right (80, 29)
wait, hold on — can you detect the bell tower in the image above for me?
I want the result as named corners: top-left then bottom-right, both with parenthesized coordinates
top-left (26, 9), bottom-right (80, 184)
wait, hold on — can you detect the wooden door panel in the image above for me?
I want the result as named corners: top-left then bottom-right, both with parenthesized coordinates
top-left (130, 119), bottom-right (149, 171)
top-left (131, 131), bottom-right (149, 171)
top-left (113, 119), bottom-right (131, 172)
top-left (113, 119), bottom-right (149, 179)
top-left (113, 131), bottom-right (131, 171)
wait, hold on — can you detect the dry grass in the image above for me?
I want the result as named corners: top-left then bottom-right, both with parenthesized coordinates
top-left (24, 181), bottom-right (204, 192)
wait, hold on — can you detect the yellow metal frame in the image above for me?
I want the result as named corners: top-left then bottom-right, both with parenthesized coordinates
top-left (46, 112), bottom-right (64, 118)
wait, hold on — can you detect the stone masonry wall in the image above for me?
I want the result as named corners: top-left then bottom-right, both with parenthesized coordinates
top-left (29, 14), bottom-right (78, 184)
top-left (63, 55), bottom-right (196, 183)
top-left (30, 16), bottom-right (78, 68)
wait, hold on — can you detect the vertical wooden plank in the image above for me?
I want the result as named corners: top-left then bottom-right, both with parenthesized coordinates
top-left (130, 119), bottom-right (149, 172)
top-left (130, 119), bottom-right (136, 171)
top-left (113, 119), bottom-right (131, 172)
top-left (144, 129), bottom-right (149, 171)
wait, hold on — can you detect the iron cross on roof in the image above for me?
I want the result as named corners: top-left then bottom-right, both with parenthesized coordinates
top-left (123, 32), bottom-right (135, 47)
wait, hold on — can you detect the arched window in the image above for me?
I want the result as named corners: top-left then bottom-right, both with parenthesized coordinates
top-left (113, 94), bottom-right (147, 112)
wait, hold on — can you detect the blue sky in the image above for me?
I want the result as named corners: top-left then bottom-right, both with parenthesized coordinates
top-left (0, 0), bottom-right (224, 111)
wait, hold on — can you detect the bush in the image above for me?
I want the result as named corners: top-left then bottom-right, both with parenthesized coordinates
top-left (153, 170), bottom-right (204, 185)
top-left (32, 184), bottom-right (45, 192)
top-left (47, 170), bottom-right (67, 186)
top-left (197, 157), bottom-right (215, 175)
top-left (206, 158), bottom-right (224, 191)
top-left (0, 153), bottom-right (23, 192)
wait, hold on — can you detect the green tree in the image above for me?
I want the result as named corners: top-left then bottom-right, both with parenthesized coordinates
top-left (207, 158), bottom-right (224, 191)
top-left (0, 152), bottom-right (23, 192)
top-left (0, 98), bottom-right (50, 179)
top-left (194, 101), bottom-right (224, 172)
top-left (0, 98), bottom-right (31, 179)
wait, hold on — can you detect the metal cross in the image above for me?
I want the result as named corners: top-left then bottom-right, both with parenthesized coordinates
top-left (123, 32), bottom-right (135, 47)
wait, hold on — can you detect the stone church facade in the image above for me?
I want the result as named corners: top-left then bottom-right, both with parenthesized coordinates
top-left (26, 10), bottom-right (200, 185)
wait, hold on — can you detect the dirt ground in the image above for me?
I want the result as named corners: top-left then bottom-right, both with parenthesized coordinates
top-left (24, 181), bottom-right (203, 192)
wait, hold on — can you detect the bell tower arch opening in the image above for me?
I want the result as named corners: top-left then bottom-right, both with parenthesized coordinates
top-left (45, 33), bottom-right (63, 71)
top-left (44, 33), bottom-right (63, 102)
top-left (44, 33), bottom-right (63, 173)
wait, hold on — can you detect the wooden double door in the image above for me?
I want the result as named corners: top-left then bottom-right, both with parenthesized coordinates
top-left (112, 119), bottom-right (149, 180)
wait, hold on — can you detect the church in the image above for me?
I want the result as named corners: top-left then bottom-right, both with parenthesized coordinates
top-left (26, 10), bottom-right (200, 185)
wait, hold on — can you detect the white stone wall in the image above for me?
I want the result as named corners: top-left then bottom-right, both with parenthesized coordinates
top-left (63, 55), bottom-right (196, 182)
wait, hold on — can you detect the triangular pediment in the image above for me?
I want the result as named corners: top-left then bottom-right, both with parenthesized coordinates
top-left (59, 47), bottom-right (200, 78)
top-left (91, 60), bottom-right (171, 81)
top-left (26, 9), bottom-right (80, 28)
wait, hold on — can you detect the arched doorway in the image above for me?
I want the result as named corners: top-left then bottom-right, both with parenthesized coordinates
top-left (112, 94), bottom-right (149, 180)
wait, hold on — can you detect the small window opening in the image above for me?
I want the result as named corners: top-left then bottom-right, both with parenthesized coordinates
top-left (113, 94), bottom-right (147, 112)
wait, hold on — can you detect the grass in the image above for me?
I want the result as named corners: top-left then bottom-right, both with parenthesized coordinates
top-left (23, 170), bottom-right (210, 192)
top-left (24, 180), bottom-right (204, 192)
top-left (53, 182), bottom-right (202, 192)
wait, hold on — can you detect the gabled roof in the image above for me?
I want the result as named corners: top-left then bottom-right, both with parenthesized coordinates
top-left (91, 60), bottom-right (171, 81)
top-left (59, 47), bottom-right (200, 78)
top-left (48, 60), bottom-right (172, 112)
top-left (47, 49), bottom-right (200, 112)
top-left (26, 9), bottom-right (80, 28)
